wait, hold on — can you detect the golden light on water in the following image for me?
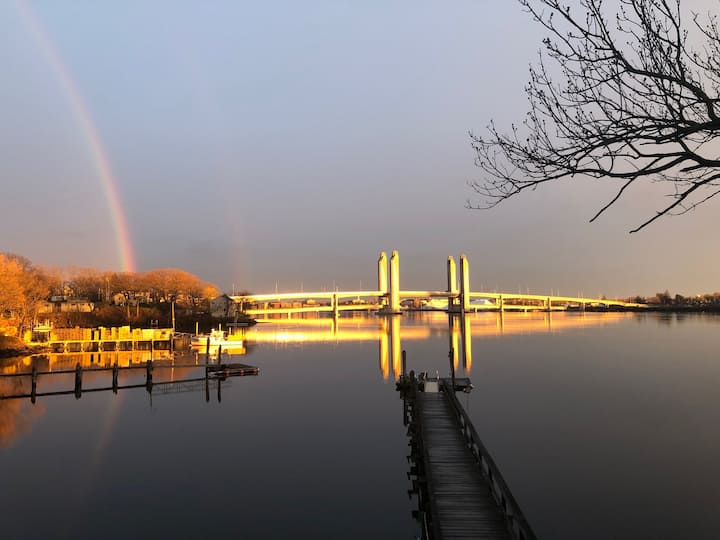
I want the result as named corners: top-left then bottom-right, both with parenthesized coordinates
top-left (0, 312), bottom-right (632, 449)
top-left (247, 312), bottom-right (632, 379)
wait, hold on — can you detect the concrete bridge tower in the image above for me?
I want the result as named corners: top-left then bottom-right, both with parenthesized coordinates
top-left (378, 252), bottom-right (388, 308)
top-left (460, 254), bottom-right (471, 313)
top-left (447, 256), bottom-right (459, 312)
top-left (389, 250), bottom-right (401, 314)
top-left (378, 250), bottom-right (401, 314)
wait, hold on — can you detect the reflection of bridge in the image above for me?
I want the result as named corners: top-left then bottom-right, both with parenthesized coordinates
top-left (232, 251), bottom-right (645, 316)
top-left (244, 311), bottom-right (631, 380)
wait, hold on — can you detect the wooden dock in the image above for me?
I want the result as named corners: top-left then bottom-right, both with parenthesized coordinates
top-left (0, 361), bottom-right (259, 403)
top-left (401, 374), bottom-right (536, 540)
top-left (24, 326), bottom-right (175, 353)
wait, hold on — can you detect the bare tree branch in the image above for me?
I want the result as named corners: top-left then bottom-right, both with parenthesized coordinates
top-left (469, 0), bottom-right (720, 231)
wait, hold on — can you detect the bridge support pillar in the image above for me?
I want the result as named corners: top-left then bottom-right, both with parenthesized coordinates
top-left (447, 256), bottom-right (459, 312)
top-left (546, 297), bottom-right (552, 311)
top-left (498, 294), bottom-right (504, 312)
top-left (389, 250), bottom-right (401, 314)
top-left (378, 252), bottom-right (388, 308)
top-left (460, 254), bottom-right (470, 313)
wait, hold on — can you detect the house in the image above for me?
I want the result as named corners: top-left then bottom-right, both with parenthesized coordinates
top-left (38, 298), bottom-right (95, 313)
top-left (210, 294), bottom-right (237, 318)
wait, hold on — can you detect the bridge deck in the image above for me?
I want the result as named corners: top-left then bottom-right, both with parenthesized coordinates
top-left (417, 390), bottom-right (511, 539)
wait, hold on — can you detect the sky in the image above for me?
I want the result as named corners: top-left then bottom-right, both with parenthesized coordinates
top-left (0, 0), bottom-right (718, 298)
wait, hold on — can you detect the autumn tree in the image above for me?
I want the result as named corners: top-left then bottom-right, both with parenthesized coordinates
top-left (142, 269), bottom-right (219, 308)
top-left (0, 253), bottom-right (54, 334)
top-left (0, 255), bottom-right (25, 321)
top-left (470, 0), bottom-right (720, 231)
top-left (67, 267), bottom-right (105, 301)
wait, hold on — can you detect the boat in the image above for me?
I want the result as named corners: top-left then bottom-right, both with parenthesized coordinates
top-left (420, 298), bottom-right (449, 310)
top-left (191, 328), bottom-right (244, 349)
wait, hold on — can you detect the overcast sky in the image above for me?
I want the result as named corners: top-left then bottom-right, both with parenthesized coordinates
top-left (1, 0), bottom-right (717, 298)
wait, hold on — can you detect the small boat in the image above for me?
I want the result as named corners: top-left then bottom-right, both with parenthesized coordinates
top-left (191, 328), bottom-right (244, 349)
top-left (420, 298), bottom-right (449, 310)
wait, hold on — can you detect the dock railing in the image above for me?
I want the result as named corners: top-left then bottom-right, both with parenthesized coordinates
top-left (442, 381), bottom-right (538, 540)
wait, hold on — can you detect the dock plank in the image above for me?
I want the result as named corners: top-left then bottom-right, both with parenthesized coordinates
top-left (416, 390), bottom-right (512, 540)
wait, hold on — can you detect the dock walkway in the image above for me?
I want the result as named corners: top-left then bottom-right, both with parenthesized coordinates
top-left (402, 375), bottom-right (536, 540)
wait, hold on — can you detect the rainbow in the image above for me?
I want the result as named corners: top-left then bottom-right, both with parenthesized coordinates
top-left (15, 1), bottom-right (136, 272)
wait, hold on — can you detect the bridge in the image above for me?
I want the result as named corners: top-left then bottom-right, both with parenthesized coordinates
top-left (231, 251), bottom-right (646, 316)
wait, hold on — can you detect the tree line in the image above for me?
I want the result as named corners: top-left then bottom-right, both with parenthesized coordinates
top-left (630, 291), bottom-right (720, 308)
top-left (0, 253), bottom-right (221, 336)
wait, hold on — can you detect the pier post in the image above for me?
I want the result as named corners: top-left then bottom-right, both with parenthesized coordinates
top-left (74, 363), bottom-right (82, 399)
top-left (460, 255), bottom-right (470, 313)
top-left (112, 362), bottom-right (119, 394)
top-left (145, 360), bottom-right (153, 393)
top-left (333, 293), bottom-right (339, 318)
top-left (31, 361), bottom-right (38, 404)
top-left (449, 348), bottom-right (456, 392)
top-left (498, 294), bottom-right (504, 312)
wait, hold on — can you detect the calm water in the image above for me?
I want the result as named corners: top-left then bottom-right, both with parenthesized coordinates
top-left (1, 312), bottom-right (719, 539)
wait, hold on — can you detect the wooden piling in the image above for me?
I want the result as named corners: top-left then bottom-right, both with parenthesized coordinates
top-left (449, 347), bottom-right (456, 391)
top-left (112, 362), bottom-right (119, 394)
top-left (145, 360), bottom-right (153, 393)
top-left (31, 362), bottom-right (38, 404)
top-left (74, 363), bottom-right (82, 399)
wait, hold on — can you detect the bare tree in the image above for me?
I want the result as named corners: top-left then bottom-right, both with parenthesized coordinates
top-left (469, 0), bottom-right (720, 231)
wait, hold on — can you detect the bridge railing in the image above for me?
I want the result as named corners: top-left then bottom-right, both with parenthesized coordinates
top-left (442, 382), bottom-right (538, 540)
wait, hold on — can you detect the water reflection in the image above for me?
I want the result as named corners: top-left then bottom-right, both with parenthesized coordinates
top-left (0, 349), bottom-right (254, 447)
top-left (0, 376), bottom-right (42, 447)
top-left (0, 312), bottom-right (628, 448)
top-left (247, 311), bottom-right (632, 379)
top-left (3, 311), bottom-right (718, 539)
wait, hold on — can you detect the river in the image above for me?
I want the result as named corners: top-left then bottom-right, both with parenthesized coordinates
top-left (0, 311), bottom-right (718, 539)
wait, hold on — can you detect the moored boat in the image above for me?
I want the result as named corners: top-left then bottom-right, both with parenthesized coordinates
top-left (191, 328), bottom-right (244, 349)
